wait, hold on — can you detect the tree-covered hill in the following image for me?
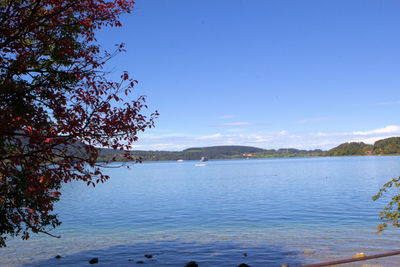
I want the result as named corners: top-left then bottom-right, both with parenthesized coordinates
top-left (325, 137), bottom-right (400, 156)
top-left (373, 137), bottom-right (400, 154)
top-left (96, 145), bottom-right (323, 162)
top-left (182, 145), bottom-right (266, 159)
top-left (325, 142), bottom-right (372, 156)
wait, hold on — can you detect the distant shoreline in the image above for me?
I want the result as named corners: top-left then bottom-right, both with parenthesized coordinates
top-left (94, 136), bottom-right (400, 162)
top-left (109, 155), bottom-right (400, 165)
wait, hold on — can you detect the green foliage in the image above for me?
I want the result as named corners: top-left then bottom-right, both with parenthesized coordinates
top-left (373, 176), bottom-right (400, 232)
top-left (373, 137), bottom-right (400, 155)
top-left (326, 137), bottom-right (400, 156)
top-left (369, 138), bottom-right (400, 232)
top-left (325, 142), bottom-right (372, 156)
top-left (182, 146), bottom-right (266, 159)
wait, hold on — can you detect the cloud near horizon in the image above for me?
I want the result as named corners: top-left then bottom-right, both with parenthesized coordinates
top-left (352, 125), bottom-right (400, 135)
top-left (297, 117), bottom-right (330, 124)
top-left (216, 122), bottom-right (255, 127)
top-left (376, 101), bottom-right (400, 106)
top-left (217, 115), bottom-right (235, 119)
top-left (133, 125), bottom-right (400, 151)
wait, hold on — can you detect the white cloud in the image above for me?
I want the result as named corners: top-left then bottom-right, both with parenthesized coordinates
top-left (132, 125), bottom-right (400, 151)
top-left (226, 128), bottom-right (247, 132)
top-left (218, 122), bottom-right (254, 127)
top-left (147, 143), bottom-right (188, 151)
top-left (352, 125), bottom-right (400, 135)
top-left (297, 117), bottom-right (330, 124)
top-left (376, 101), bottom-right (400, 106)
top-left (137, 133), bottom-right (187, 140)
top-left (351, 136), bottom-right (397, 144)
top-left (218, 115), bottom-right (234, 119)
top-left (197, 133), bottom-right (223, 140)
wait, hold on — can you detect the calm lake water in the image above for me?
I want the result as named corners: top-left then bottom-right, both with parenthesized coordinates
top-left (2, 156), bottom-right (400, 266)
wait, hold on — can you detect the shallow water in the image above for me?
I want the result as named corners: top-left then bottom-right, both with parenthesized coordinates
top-left (2, 156), bottom-right (400, 266)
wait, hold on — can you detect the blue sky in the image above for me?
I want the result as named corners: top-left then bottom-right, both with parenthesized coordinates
top-left (97, 0), bottom-right (400, 151)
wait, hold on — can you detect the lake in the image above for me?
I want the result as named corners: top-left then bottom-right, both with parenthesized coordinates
top-left (2, 156), bottom-right (400, 266)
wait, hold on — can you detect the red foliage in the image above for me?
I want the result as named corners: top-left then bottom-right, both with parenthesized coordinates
top-left (0, 0), bottom-right (157, 246)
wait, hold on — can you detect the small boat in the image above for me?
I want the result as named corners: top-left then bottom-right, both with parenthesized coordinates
top-left (200, 156), bottom-right (208, 162)
top-left (177, 159), bottom-right (184, 162)
top-left (195, 163), bottom-right (206, 167)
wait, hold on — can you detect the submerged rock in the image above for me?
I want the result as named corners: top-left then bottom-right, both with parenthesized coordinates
top-left (144, 254), bottom-right (153, 259)
top-left (185, 261), bottom-right (198, 267)
top-left (89, 257), bottom-right (98, 264)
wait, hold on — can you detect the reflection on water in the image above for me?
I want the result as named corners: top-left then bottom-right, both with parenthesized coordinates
top-left (2, 157), bottom-right (400, 266)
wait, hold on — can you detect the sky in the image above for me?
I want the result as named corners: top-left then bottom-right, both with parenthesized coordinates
top-left (96, 0), bottom-right (400, 151)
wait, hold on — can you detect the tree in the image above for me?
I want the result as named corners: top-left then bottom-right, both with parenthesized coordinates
top-left (373, 177), bottom-right (400, 232)
top-left (371, 138), bottom-right (400, 232)
top-left (0, 0), bottom-right (157, 247)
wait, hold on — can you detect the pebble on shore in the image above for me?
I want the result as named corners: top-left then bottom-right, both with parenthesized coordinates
top-left (185, 261), bottom-right (198, 267)
top-left (89, 257), bottom-right (98, 264)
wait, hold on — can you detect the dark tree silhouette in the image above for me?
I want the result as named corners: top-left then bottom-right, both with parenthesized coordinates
top-left (0, 0), bottom-right (157, 246)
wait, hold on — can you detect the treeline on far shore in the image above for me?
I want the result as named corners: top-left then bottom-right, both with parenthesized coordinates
top-left (96, 146), bottom-right (323, 162)
top-left (324, 136), bottom-right (400, 156)
top-left (95, 137), bottom-right (400, 162)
